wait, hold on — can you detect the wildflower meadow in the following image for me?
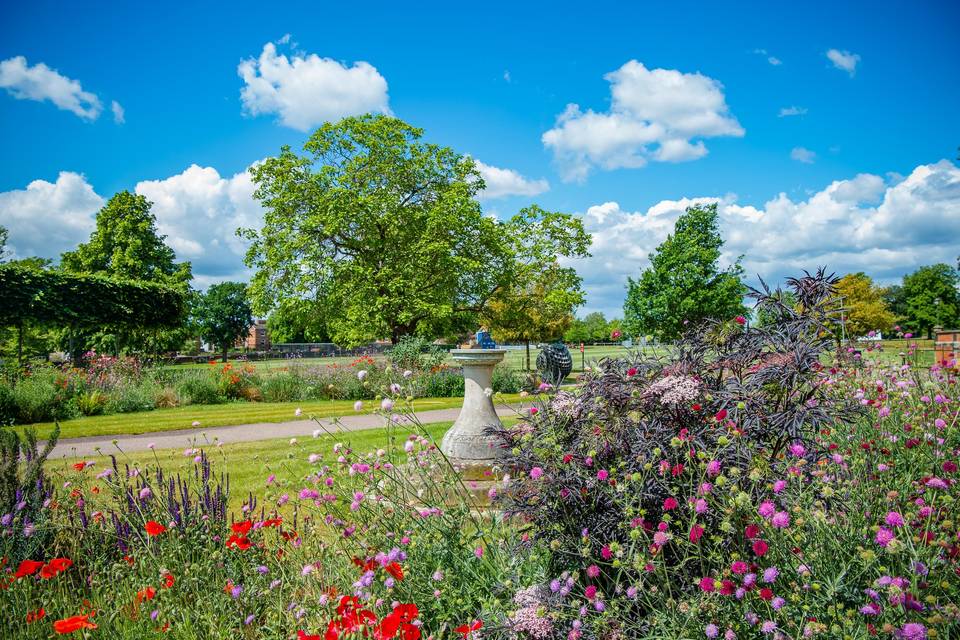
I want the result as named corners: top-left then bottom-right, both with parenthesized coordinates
top-left (1, 273), bottom-right (958, 640)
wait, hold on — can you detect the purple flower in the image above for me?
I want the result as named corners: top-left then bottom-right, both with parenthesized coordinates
top-left (705, 624), bottom-right (719, 638)
top-left (875, 527), bottom-right (895, 547)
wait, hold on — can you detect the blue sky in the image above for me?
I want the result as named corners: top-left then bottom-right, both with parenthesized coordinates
top-left (2, 0), bottom-right (959, 317)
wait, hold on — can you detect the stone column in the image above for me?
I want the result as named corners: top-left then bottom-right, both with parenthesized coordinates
top-left (440, 348), bottom-right (507, 471)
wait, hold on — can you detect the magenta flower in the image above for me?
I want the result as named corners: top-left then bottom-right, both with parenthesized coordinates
top-left (875, 527), bottom-right (895, 547)
top-left (771, 511), bottom-right (790, 528)
top-left (885, 511), bottom-right (905, 527)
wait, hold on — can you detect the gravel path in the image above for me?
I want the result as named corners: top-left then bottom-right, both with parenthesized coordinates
top-left (45, 406), bottom-right (522, 458)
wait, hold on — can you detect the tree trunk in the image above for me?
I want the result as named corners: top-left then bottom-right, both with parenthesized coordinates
top-left (222, 345), bottom-right (228, 363)
top-left (525, 339), bottom-right (531, 371)
top-left (17, 321), bottom-right (24, 367)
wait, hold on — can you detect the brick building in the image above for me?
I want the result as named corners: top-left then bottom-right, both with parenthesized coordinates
top-left (238, 319), bottom-right (271, 351)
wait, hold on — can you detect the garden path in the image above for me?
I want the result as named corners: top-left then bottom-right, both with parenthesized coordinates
top-left (44, 406), bottom-right (521, 458)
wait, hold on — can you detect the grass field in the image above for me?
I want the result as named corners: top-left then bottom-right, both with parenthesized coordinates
top-left (23, 394), bottom-right (524, 440)
top-left (50, 417), bottom-right (517, 509)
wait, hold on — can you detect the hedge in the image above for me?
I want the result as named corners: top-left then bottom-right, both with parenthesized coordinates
top-left (0, 265), bottom-right (186, 329)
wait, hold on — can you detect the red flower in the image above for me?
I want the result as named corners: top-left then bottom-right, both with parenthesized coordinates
top-left (40, 558), bottom-right (73, 580)
top-left (145, 521), bottom-right (166, 536)
top-left (162, 573), bottom-right (175, 589)
top-left (14, 559), bottom-right (44, 579)
top-left (54, 613), bottom-right (97, 634)
top-left (626, 367), bottom-right (638, 376)
top-left (352, 557), bottom-right (377, 572)
top-left (385, 562), bottom-right (404, 581)
top-left (752, 539), bottom-right (769, 557)
top-left (297, 633), bottom-right (321, 640)
top-left (689, 524), bottom-right (705, 543)
top-left (744, 524), bottom-right (761, 540)
top-left (136, 586), bottom-right (157, 604)
top-left (231, 520), bottom-right (253, 535)
top-left (734, 315), bottom-right (746, 325)
top-left (455, 620), bottom-right (483, 639)
top-left (72, 462), bottom-right (86, 471)
top-left (663, 497), bottom-right (679, 511)
top-left (714, 409), bottom-right (728, 422)
top-left (691, 404), bottom-right (701, 411)
top-left (759, 588), bottom-right (774, 601)
top-left (262, 518), bottom-right (283, 527)
top-left (376, 603), bottom-right (420, 640)
top-left (26, 607), bottom-right (46, 623)
top-left (226, 534), bottom-right (252, 550)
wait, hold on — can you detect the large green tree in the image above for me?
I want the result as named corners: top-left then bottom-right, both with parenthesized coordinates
top-left (484, 262), bottom-right (585, 370)
top-left (900, 264), bottom-right (960, 338)
top-left (243, 115), bottom-right (589, 346)
top-left (623, 204), bottom-right (746, 340)
top-left (195, 282), bottom-right (254, 362)
top-left (834, 272), bottom-right (895, 337)
top-left (60, 191), bottom-right (193, 355)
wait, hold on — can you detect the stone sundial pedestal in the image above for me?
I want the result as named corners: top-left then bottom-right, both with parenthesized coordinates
top-left (440, 348), bottom-right (508, 492)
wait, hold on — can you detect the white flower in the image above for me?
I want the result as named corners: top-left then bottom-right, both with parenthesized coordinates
top-left (357, 370), bottom-right (368, 381)
top-left (484, 387), bottom-right (493, 397)
top-left (295, 408), bottom-right (302, 417)
top-left (191, 420), bottom-right (201, 427)
top-left (312, 429), bottom-right (322, 438)
top-left (403, 370), bottom-right (413, 378)
top-left (290, 438), bottom-right (298, 445)
top-left (354, 401), bottom-right (363, 411)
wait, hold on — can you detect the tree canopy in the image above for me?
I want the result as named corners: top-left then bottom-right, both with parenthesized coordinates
top-left (243, 115), bottom-right (589, 346)
top-left (833, 272), bottom-right (895, 337)
top-left (61, 191), bottom-right (192, 288)
top-left (623, 204), bottom-right (746, 340)
top-left (195, 282), bottom-right (254, 361)
top-left (900, 264), bottom-right (960, 338)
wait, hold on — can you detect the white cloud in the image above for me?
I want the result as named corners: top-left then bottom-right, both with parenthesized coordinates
top-left (238, 40), bottom-right (390, 131)
top-left (542, 60), bottom-right (743, 182)
top-left (569, 160), bottom-right (960, 317)
top-left (0, 172), bottom-right (102, 259)
top-left (111, 100), bottom-right (125, 124)
top-left (753, 49), bottom-right (782, 66)
top-left (1, 165), bottom-right (262, 288)
top-left (791, 146), bottom-right (816, 163)
top-left (134, 165), bottom-right (262, 286)
top-left (474, 160), bottom-right (549, 200)
top-left (826, 49), bottom-right (860, 76)
top-left (778, 106), bottom-right (807, 117)
top-left (503, 70), bottom-right (512, 82)
top-left (0, 55), bottom-right (102, 120)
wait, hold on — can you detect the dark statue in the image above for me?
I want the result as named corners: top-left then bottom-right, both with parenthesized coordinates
top-left (537, 342), bottom-right (573, 385)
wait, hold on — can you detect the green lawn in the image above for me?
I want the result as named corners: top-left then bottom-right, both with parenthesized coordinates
top-left (24, 394), bottom-right (523, 440)
top-left (49, 417), bottom-right (516, 509)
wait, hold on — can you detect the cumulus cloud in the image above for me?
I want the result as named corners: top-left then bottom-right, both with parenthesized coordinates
top-left (0, 172), bottom-right (102, 259)
top-left (569, 160), bottom-right (960, 317)
top-left (1, 166), bottom-right (262, 288)
top-left (134, 165), bottom-right (262, 287)
top-left (542, 60), bottom-right (744, 182)
top-left (0, 55), bottom-right (102, 120)
top-left (826, 49), bottom-right (860, 76)
top-left (791, 146), bottom-right (816, 163)
top-left (778, 106), bottom-right (807, 117)
top-left (474, 160), bottom-right (549, 200)
top-left (238, 40), bottom-right (390, 131)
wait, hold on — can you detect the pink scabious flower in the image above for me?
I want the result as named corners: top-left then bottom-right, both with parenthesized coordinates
top-left (597, 469), bottom-right (609, 481)
top-left (699, 577), bottom-right (715, 592)
top-left (761, 621), bottom-right (777, 634)
top-left (584, 585), bottom-right (597, 600)
top-left (762, 566), bottom-right (779, 583)
top-left (706, 460), bottom-right (721, 476)
top-left (772, 480), bottom-right (787, 494)
top-left (600, 545), bottom-right (612, 560)
top-left (771, 511), bottom-right (790, 528)
top-left (934, 418), bottom-right (947, 429)
top-left (652, 531), bottom-right (670, 547)
top-left (731, 561), bottom-right (749, 575)
top-left (705, 623), bottom-right (719, 638)
top-left (758, 501), bottom-right (776, 519)
top-left (924, 477), bottom-right (948, 490)
top-left (875, 527), bottom-right (895, 547)
top-left (689, 524), bottom-right (705, 543)
top-left (586, 564), bottom-right (600, 577)
top-left (789, 442), bottom-right (806, 457)
top-left (663, 497), bottom-right (679, 511)
top-left (898, 623), bottom-right (927, 639)
top-left (695, 498), bottom-right (708, 514)
top-left (529, 467), bottom-right (544, 480)
top-left (885, 511), bottom-right (905, 527)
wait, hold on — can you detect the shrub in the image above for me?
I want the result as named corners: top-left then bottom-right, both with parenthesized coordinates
top-left (418, 365), bottom-right (465, 397)
top-left (105, 381), bottom-right (158, 414)
top-left (74, 390), bottom-right (107, 416)
top-left (388, 335), bottom-right (446, 372)
top-left (11, 374), bottom-right (78, 423)
top-left (154, 386), bottom-right (180, 408)
top-left (259, 372), bottom-right (305, 403)
top-left (176, 373), bottom-right (224, 405)
top-left (0, 384), bottom-right (15, 426)
top-left (491, 363), bottom-right (522, 394)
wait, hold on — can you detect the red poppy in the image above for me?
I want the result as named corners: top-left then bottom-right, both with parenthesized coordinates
top-left (262, 518), bottom-right (283, 527)
top-left (352, 557), bottom-right (377, 572)
top-left (376, 603), bottom-right (420, 640)
top-left (297, 632), bottom-right (321, 640)
top-left (455, 620), bottom-right (483, 639)
top-left (145, 521), bottom-right (166, 536)
top-left (14, 559), bottom-right (45, 579)
top-left (72, 462), bottom-right (86, 471)
top-left (231, 520), bottom-right (253, 535)
top-left (162, 573), bottom-right (175, 589)
top-left (40, 558), bottom-right (73, 579)
top-left (136, 586), bottom-right (157, 604)
top-left (123, 555), bottom-right (135, 566)
top-left (226, 534), bottom-right (252, 550)
top-left (53, 613), bottom-right (97, 634)
top-left (385, 562), bottom-right (404, 581)
top-left (26, 607), bottom-right (46, 623)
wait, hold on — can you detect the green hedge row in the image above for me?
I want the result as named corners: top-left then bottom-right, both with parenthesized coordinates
top-left (0, 265), bottom-right (186, 329)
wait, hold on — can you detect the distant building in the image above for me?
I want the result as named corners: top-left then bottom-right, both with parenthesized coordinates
top-left (934, 327), bottom-right (958, 367)
top-left (238, 319), bottom-right (271, 351)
